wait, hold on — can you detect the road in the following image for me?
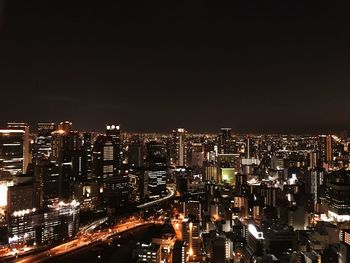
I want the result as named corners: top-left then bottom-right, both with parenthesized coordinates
top-left (137, 186), bottom-right (175, 209)
top-left (16, 219), bottom-right (162, 263)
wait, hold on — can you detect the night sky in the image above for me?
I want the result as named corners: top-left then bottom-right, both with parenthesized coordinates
top-left (0, 1), bottom-right (349, 133)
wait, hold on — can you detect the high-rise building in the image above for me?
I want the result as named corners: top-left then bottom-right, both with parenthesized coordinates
top-left (319, 135), bottom-right (333, 163)
top-left (133, 243), bottom-right (161, 263)
top-left (93, 125), bottom-right (122, 179)
top-left (172, 240), bottom-right (187, 263)
top-left (218, 128), bottom-right (234, 154)
top-left (51, 123), bottom-right (82, 199)
top-left (182, 218), bottom-right (201, 259)
top-left (7, 123), bottom-right (31, 174)
top-left (106, 124), bottom-right (122, 170)
top-left (82, 133), bottom-right (93, 180)
top-left (146, 168), bottom-right (167, 198)
top-left (339, 229), bottom-right (350, 263)
top-left (0, 129), bottom-right (28, 176)
top-left (34, 158), bottom-right (60, 205)
top-left (35, 122), bottom-right (56, 159)
top-left (173, 128), bottom-right (187, 167)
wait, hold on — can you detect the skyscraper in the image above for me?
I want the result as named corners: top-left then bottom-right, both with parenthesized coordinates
top-left (0, 129), bottom-right (27, 176)
top-left (7, 122), bottom-right (31, 174)
top-left (173, 128), bottom-right (187, 167)
top-left (218, 128), bottom-right (234, 154)
top-left (35, 122), bottom-right (56, 159)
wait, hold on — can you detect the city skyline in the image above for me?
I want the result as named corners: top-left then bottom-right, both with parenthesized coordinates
top-left (0, 1), bottom-right (349, 133)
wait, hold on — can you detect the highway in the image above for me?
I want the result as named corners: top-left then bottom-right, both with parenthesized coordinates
top-left (137, 186), bottom-right (175, 209)
top-left (15, 218), bottom-right (162, 263)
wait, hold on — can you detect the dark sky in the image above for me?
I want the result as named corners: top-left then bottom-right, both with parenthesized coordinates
top-left (0, 1), bottom-right (350, 133)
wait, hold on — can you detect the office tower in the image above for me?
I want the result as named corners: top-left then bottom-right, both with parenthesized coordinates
top-left (82, 132), bottom-right (93, 180)
top-left (51, 123), bottom-right (82, 199)
top-left (217, 153), bottom-right (240, 184)
top-left (7, 183), bottom-right (40, 215)
top-left (172, 240), bottom-right (187, 263)
top-left (7, 200), bottom-right (80, 246)
top-left (106, 124), bottom-right (122, 170)
top-left (310, 169), bottom-right (324, 205)
top-left (7, 122), bottom-right (31, 174)
top-left (173, 128), bottom-right (187, 167)
top-left (127, 136), bottom-right (144, 167)
top-left (218, 128), bottom-right (234, 154)
top-left (319, 135), bottom-right (333, 163)
top-left (326, 175), bottom-right (350, 222)
top-left (210, 236), bottom-right (233, 263)
top-left (202, 161), bottom-right (218, 182)
top-left (133, 243), bottom-right (161, 263)
top-left (339, 229), bottom-right (350, 263)
top-left (182, 218), bottom-right (201, 259)
top-left (103, 175), bottom-right (129, 210)
top-left (145, 168), bottom-right (167, 198)
top-left (246, 224), bottom-right (264, 258)
top-left (35, 122), bottom-right (56, 159)
top-left (34, 158), bottom-right (60, 205)
top-left (93, 125), bottom-right (122, 179)
top-left (309, 151), bottom-right (318, 169)
top-left (145, 140), bottom-right (167, 167)
top-left (188, 142), bottom-right (204, 168)
top-left (0, 129), bottom-right (27, 176)
top-left (183, 201), bottom-right (202, 221)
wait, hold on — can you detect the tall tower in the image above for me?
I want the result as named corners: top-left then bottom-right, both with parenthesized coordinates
top-left (173, 128), bottom-right (187, 167)
top-left (218, 128), bottom-right (233, 154)
top-left (7, 122), bottom-right (30, 174)
top-left (35, 122), bottom-right (56, 159)
top-left (319, 135), bottom-right (333, 163)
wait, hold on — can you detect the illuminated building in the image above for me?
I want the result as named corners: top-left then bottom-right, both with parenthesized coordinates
top-left (218, 128), bottom-right (234, 154)
top-left (73, 181), bottom-right (101, 212)
top-left (182, 218), bottom-right (201, 258)
top-left (271, 154), bottom-right (284, 171)
top-left (146, 168), bottom-right (167, 198)
top-left (264, 225), bottom-right (297, 256)
top-left (210, 236), bottom-right (233, 263)
top-left (103, 175), bottom-right (129, 210)
top-left (0, 129), bottom-right (27, 176)
top-left (172, 128), bottom-right (187, 167)
top-left (93, 125), bottom-right (122, 179)
top-left (339, 229), bottom-right (350, 263)
top-left (172, 240), bottom-right (187, 263)
top-left (51, 126), bottom-right (82, 199)
top-left (202, 161), bottom-right (218, 182)
top-left (145, 141), bottom-right (167, 167)
top-left (217, 153), bottom-right (240, 184)
top-left (7, 183), bottom-right (41, 215)
top-left (34, 158), bottom-right (60, 205)
top-left (325, 176), bottom-right (350, 222)
top-left (106, 124), bottom-right (122, 171)
top-left (319, 135), bottom-right (333, 163)
top-left (0, 181), bottom-right (13, 220)
top-left (82, 132), bottom-right (93, 180)
top-left (310, 169), bottom-right (324, 205)
top-left (175, 168), bottom-right (189, 194)
top-left (220, 167), bottom-right (235, 185)
top-left (235, 173), bottom-right (248, 196)
top-left (8, 200), bottom-right (80, 246)
top-left (35, 122), bottom-right (56, 159)
top-left (127, 136), bottom-right (144, 167)
top-left (246, 224), bottom-right (264, 257)
top-left (188, 142), bottom-right (204, 168)
top-left (183, 201), bottom-right (202, 221)
top-left (133, 243), bottom-right (161, 263)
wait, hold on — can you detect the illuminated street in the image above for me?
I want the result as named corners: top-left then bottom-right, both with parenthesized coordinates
top-left (15, 218), bottom-right (163, 263)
